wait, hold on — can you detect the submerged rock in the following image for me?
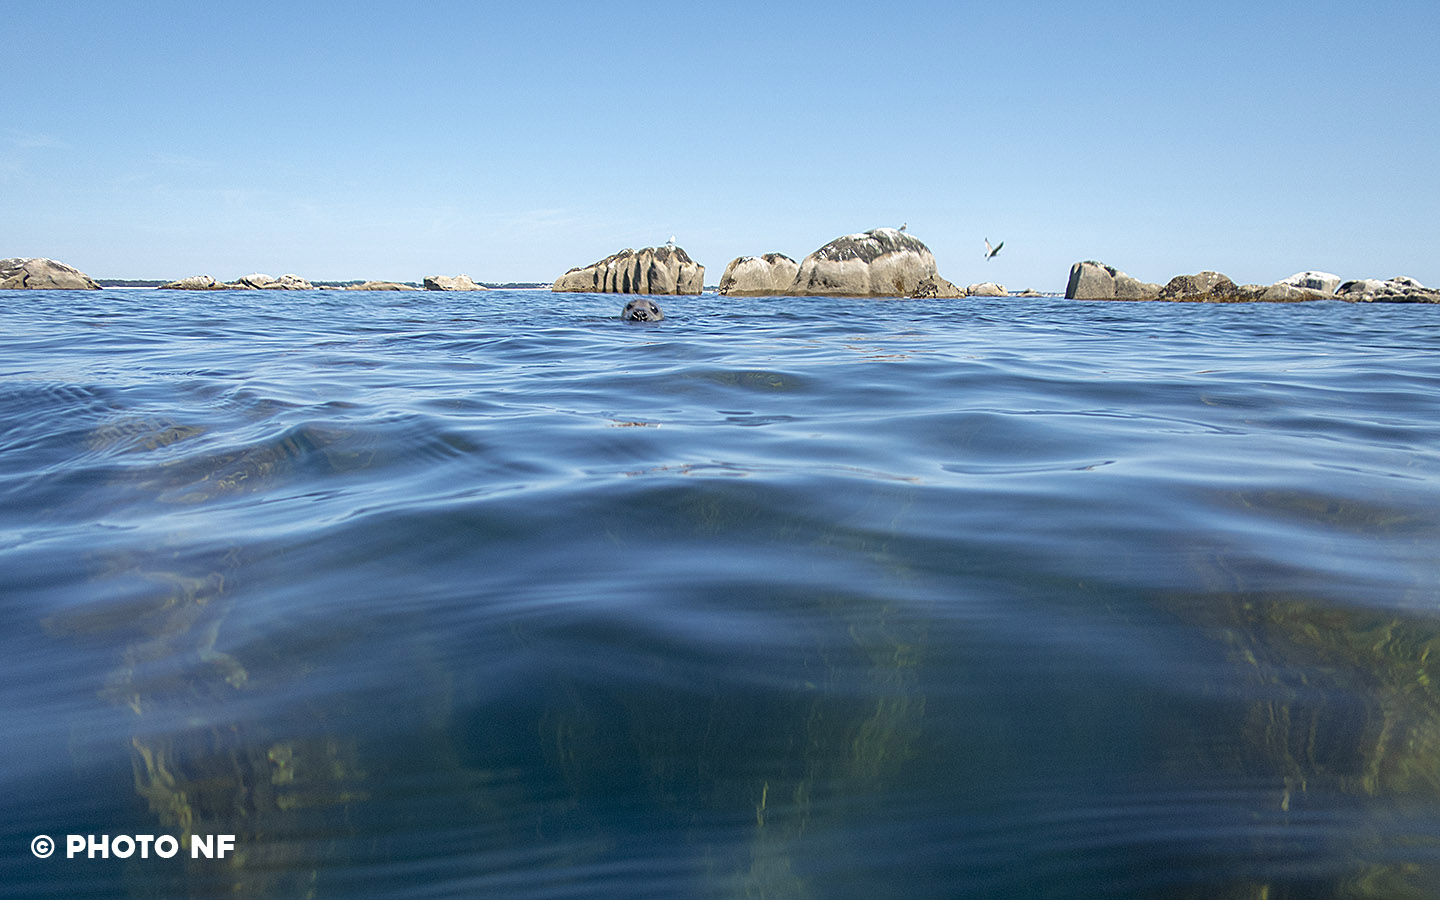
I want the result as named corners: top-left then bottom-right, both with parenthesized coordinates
top-left (789, 227), bottom-right (938, 297)
top-left (553, 245), bottom-right (704, 295)
top-left (0, 256), bottom-right (101, 289)
top-left (423, 274), bottom-right (487, 291)
top-left (1064, 261), bottom-right (1160, 300)
top-left (718, 253), bottom-right (799, 296)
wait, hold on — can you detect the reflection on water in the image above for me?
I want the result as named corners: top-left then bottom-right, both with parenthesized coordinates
top-left (4, 290), bottom-right (1440, 898)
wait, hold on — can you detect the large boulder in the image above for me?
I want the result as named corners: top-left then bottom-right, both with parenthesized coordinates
top-left (1337, 277), bottom-right (1440, 303)
top-left (232, 273), bottom-right (313, 290)
top-left (717, 253), bottom-right (799, 296)
top-left (424, 274), bottom-right (487, 291)
top-left (788, 228), bottom-right (937, 297)
top-left (1278, 271), bottom-right (1341, 294)
top-left (553, 245), bottom-right (703, 295)
top-left (1, 257), bottom-right (100, 289)
top-left (1064, 261), bottom-right (1160, 300)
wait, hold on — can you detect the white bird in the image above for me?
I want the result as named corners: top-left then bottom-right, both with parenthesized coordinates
top-left (984, 238), bottom-right (1004, 259)
top-left (665, 235), bottom-right (676, 248)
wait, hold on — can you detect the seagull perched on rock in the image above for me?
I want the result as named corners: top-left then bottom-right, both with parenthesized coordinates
top-left (984, 238), bottom-right (1003, 259)
top-left (899, 222), bottom-right (907, 232)
top-left (665, 235), bottom-right (676, 249)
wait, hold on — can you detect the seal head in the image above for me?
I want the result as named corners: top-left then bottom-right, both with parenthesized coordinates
top-left (622, 298), bottom-right (664, 322)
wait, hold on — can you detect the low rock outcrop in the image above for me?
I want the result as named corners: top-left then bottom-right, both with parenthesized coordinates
top-left (1064, 261), bottom-right (1161, 300)
top-left (1, 257), bottom-right (100, 289)
top-left (232, 273), bottom-right (313, 290)
top-left (789, 228), bottom-right (938, 297)
top-left (1065, 261), bottom-right (1440, 302)
top-left (965, 282), bottom-right (1008, 297)
top-left (346, 281), bottom-right (414, 291)
top-left (717, 253), bottom-right (799, 296)
top-left (1279, 271), bottom-right (1342, 294)
top-left (424, 274), bottom-right (486, 291)
top-left (1249, 283), bottom-right (1333, 302)
top-left (909, 274), bottom-right (965, 299)
top-left (160, 275), bottom-right (226, 290)
top-left (1337, 277), bottom-right (1440, 303)
top-left (552, 246), bottom-right (703, 295)
top-left (1158, 271), bottom-right (1242, 300)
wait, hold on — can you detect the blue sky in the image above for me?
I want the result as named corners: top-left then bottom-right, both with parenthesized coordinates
top-left (4, 1), bottom-right (1437, 290)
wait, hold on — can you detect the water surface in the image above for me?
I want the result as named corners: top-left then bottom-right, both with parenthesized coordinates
top-left (3, 289), bottom-right (1440, 898)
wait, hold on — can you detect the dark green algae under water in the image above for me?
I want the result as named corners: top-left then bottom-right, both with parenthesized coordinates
top-left (3, 288), bottom-right (1440, 898)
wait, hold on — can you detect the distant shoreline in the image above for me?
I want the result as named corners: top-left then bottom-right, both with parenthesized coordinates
top-left (94, 279), bottom-right (552, 290)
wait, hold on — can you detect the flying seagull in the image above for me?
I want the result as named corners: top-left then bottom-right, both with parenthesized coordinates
top-left (984, 238), bottom-right (1004, 259)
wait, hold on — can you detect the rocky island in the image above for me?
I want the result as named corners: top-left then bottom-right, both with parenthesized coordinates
top-left (553, 245), bottom-right (704, 295)
top-left (719, 228), bottom-right (979, 299)
top-left (1066, 261), bottom-right (1440, 303)
top-left (788, 227), bottom-right (940, 297)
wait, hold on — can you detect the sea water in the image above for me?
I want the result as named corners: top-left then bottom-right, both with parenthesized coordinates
top-left (3, 288), bottom-right (1440, 898)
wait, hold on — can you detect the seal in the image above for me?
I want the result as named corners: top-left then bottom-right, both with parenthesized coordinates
top-left (621, 298), bottom-right (663, 322)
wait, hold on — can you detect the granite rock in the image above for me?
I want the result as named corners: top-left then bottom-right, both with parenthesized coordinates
top-left (965, 282), bottom-right (1008, 297)
top-left (1278, 271), bottom-right (1342, 294)
top-left (232, 273), bottom-right (313, 290)
top-left (1251, 283), bottom-right (1333, 302)
top-left (1158, 271), bottom-right (1241, 300)
top-left (160, 275), bottom-right (226, 290)
top-left (424, 274), bottom-right (487, 292)
top-left (1064, 261), bottom-right (1160, 300)
top-left (1337, 277), bottom-right (1440, 303)
top-left (0, 257), bottom-right (101, 289)
top-left (346, 281), bottom-right (414, 291)
top-left (553, 246), bottom-right (703, 295)
top-left (909, 274), bottom-right (965, 299)
top-left (717, 253), bottom-right (799, 296)
top-left (789, 228), bottom-right (938, 297)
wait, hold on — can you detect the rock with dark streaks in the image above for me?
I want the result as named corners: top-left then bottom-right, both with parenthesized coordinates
top-left (789, 227), bottom-right (938, 297)
top-left (553, 245), bottom-right (704, 295)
